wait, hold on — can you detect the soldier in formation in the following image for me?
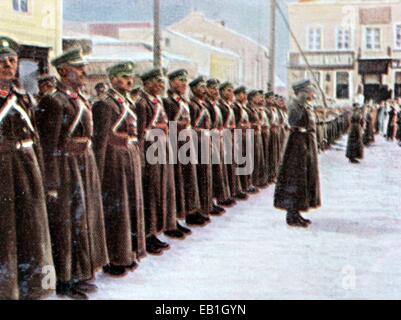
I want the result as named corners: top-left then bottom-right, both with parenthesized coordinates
top-left (0, 41), bottom-right (353, 299)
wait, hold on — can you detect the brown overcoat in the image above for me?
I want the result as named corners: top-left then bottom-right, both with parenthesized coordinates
top-left (163, 91), bottom-right (201, 218)
top-left (190, 97), bottom-right (213, 216)
top-left (219, 99), bottom-right (243, 197)
top-left (136, 91), bottom-right (177, 234)
top-left (274, 99), bottom-right (321, 212)
top-left (346, 109), bottom-right (364, 160)
top-left (0, 87), bottom-right (53, 300)
top-left (36, 84), bottom-right (109, 284)
top-left (205, 99), bottom-right (231, 203)
top-left (92, 89), bottom-right (146, 266)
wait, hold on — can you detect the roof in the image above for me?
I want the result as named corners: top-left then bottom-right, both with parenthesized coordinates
top-left (170, 12), bottom-right (269, 52)
top-left (87, 49), bottom-right (193, 64)
top-left (166, 29), bottom-right (240, 59)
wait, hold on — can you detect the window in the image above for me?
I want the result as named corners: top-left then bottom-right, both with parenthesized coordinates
top-left (395, 24), bottom-right (401, 49)
top-left (308, 26), bottom-right (322, 51)
top-left (336, 27), bottom-right (352, 50)
top-left (336, 72), bottom-right (350, 99)
top-left (13, 0), bottom-right (28, 12)
top-left (365, 27), bottom-right (381, 50)
top-left (306, 71), bottom-right (321, 88)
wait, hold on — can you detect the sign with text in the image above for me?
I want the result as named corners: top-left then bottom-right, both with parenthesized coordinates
top-left (289, 52), bottom-right (355, 69)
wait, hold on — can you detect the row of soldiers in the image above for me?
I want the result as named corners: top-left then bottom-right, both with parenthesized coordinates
top-left (1, 36), bottom-right (295, 300)
top-left (0, 36), bottom-right (353, 300)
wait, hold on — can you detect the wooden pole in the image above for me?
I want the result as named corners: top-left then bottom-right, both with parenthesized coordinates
top-left (268, 0), bottom-right (276, 92)
top-left (153, 0), bottom-right (162, 69)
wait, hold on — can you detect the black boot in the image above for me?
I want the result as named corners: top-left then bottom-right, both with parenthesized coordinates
top-left (298, 213), bottom-right (312, 225)
top-left (103, 264), bottom-right (128, 278)
top-left (73, 281), bottom-right (98, 294)
top-left (127, 261), bottom-right (139, 271)
top-left (349, 158), bottom-right (360, 164)
top-left (234, 192), bottom-right (249, 201)
top-left (246, 186), bottom-right (259, 194)
top-left (286, 211), bottom-right (308, 228)
top-left (186, 213), bottom-right (206, 226)
top-left (56, 281), bottom-right (88, 300)
top-left (164, 229), bottom-right (185, 239)
top-left (177, 222), bottom-right (192, 235)
top-left (151, 235), bottom-right (170, 250)
top-left (213, 204), bottom-right (226, 213)
top-left (210, 205), bottom-right (225, 216)
top-left (218, 198), bottom-right (237, 207)
top-left (146, 236), bottom-right (164, 255)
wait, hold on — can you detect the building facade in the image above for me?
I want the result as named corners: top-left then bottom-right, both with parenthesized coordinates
top-left (170, 12), bottom-right (270, 90)
top-left (0, 0), bottom-right (62, 71)
top-left (70, 21), bottom-right (242, 84)
top-left (288, 0), bottom-right (401, 104)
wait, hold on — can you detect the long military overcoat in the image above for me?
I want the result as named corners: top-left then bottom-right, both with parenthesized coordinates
top-left (274, 99), bottom-right (321, 212)
top-left (36, 84), bottom-right (109, 284)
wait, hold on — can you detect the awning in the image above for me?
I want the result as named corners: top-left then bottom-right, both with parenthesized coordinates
top-left (358, 59), bottom-right (392, 74)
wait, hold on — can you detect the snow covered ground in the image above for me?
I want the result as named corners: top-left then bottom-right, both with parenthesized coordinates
top-left (54, 135), bottom-right (401, 300)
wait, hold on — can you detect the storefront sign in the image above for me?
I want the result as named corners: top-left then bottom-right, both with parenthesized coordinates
top-left (289, 52), bottom-right (355, 69)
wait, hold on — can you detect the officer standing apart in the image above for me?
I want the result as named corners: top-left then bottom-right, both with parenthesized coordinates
top-left (274, 80), bottom-right (321, 228)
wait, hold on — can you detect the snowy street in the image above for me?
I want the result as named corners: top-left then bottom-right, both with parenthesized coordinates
top-left (71, 135), bottom-right (401, 300)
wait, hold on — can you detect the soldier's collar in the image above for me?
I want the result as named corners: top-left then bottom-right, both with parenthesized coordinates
top-left (144, 90), bottom-right (162, 105)
top-left (170, 91), bottom-right (186, 104)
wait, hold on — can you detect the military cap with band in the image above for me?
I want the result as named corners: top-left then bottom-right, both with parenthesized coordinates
top-left (292, 79), bottom-right (315, 93)
top-left (219, 81), bottom-right (234, 91)
top-left (189, 76), bottom-right (206, 89)
top-left (51, 48), bottom-right (87, 67)
top-left (234, 86), bottom-right (247, 95)
top-left (265, 91), bottom-right (274, 98)
top-left (0, 36), bottom-right (19, 57)
top-left (141, 68), bottom-right (164, 82)
top-left (206, 78), bottom-right (220, 88)
top-left (248, 90), bottom-right (262, 101)
top-left (168, 69), bottom-right (188, 81)
top-left (107, 61), bottom-right (135, 78)
top-left (37, 74), bottom-right (57, 86)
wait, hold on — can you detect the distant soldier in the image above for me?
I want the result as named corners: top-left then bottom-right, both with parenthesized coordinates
top-left (363, 107), bottom-right (374, 146)
top-left (92, 62), bottom-right (146, 277)
top-left (346, 103), bottom-right (364, 164)
top-left (386, 102), bottom-right (397, 141)
top-left (205, 79), bottom-right (234, 208)
top-left (265, 93), bottom-right (281, 183)
top-left (189, 76), bottom-right (225, 217)
top-left (0, 36), bottom-right (53, 300)
top-left (36, 49), bottom-right (109, 299)
top-left (136, 69), bottom-right (180, 255)
top-left (164, 69), bottom-right (209, 228)
top-left (219, 82), bottom-right (248, 201)
top-left (95, 82), bottom-right (107, 96)
top-left (247, 90), bottom-right (265, 188)
top-left (233, 86), bottom-right (259, 194)
top-left (37, 74), bottom-right (57, 100)
top-left (274, 80), bottom-right (321, 228)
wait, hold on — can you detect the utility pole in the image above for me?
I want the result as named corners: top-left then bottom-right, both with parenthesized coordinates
top-left (153, 0), bottom-right (162, 69)
top-left (268, 0), bottom-right (276, 92)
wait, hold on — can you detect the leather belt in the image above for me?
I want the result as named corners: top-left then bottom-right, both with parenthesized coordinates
top-left (109, 134), bottom-right (138, 147)
top-left (63, 137), bottom-right (92, 154)
top-left (0, 139), bottom-right (34, 153)
top-left (291, 127), bottom-right (308, 133)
